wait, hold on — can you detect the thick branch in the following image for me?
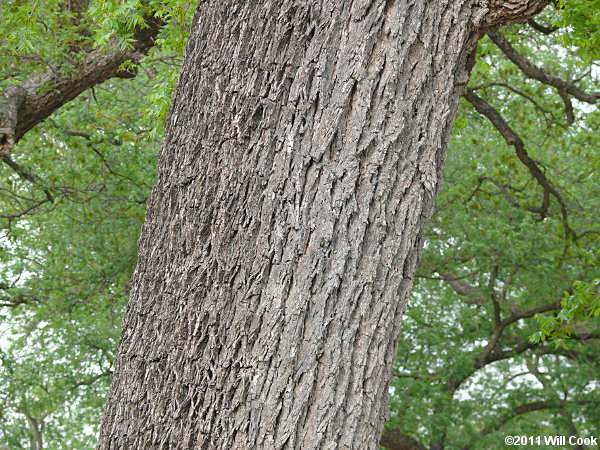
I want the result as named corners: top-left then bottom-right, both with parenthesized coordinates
top-left (482, 1), bottom-right (550, 29)
top-left (380, 429), bottom-right (427, 450)
top-left (438, 271), bottom-right (488, 305)
top-left (24, 412), bottom-right (44, 450)
top-left (488, 30), bottom-right (599, 104)
top-left (464, 89), bottom-right (573, 237)
top-left (476, 301), bottom-right (558, 369)
top-left (558, 90), bottom-right (575, 124)
top-left (445, 301), bottom-right (559, 392)
top-left (527, 18), bottom-right (558, 34)
top-left (0, 15), bottom-right (164, 155)
top-left (477, 401), bottom-right (552, 439)
top-left (489, 266), bottom-right (501, 324)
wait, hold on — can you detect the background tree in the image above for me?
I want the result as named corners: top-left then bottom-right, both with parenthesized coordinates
top-left (0, 1), bottom-right (193, 447)
top-left (0, 1), bottom-right (597, 449)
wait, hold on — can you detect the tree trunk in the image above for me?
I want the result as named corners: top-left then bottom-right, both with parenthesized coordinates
top-left (24, 414), bottom-right (43, 450)
top-left (98, 1), bottom-right (547, 448)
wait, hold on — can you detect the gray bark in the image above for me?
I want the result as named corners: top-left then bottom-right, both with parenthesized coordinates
top-left (98, 1), bottom-right (548, 448)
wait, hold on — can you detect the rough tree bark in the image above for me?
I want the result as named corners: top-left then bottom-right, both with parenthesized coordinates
top-left (98, 1), bottom-right (548, 448)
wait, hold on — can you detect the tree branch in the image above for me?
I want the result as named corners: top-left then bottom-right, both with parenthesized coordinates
top-left (476, 401), bottom-right (552, 440)
top-left (380, 429), bottom-right (427, 450)
top-left (445, 300), bottom-right (559, 392)
top-left (558, 90), bottom-right (575, 124)
top-left (464, 89), bottom-right (573, 237)
top-left (23, 412), bottom-right (44, 450)
top-left (471, 82), bottom-right (553, 120)
top-left (0, 197), bottom-right (53, 220)
top-left (468, 397), bottom-right (597, 449)
top-left (2, 156), bottom-right (54, 200)
top-left (0, 15), bottom-right (164, 155)
top-left (489, 266), bottom-right (501, 325)
top-left (527, 18), bottom-right (559, 34)
top-left (74, 370), bottom-right (112, 387)
top-left (488, 30), bottom-right (599, 104)
top-left (478, 176), bottom-right (539, 213)
top-left (476, 301), bottom-right (558, 369)
top-left (438, 271), bottom-right (488, 305)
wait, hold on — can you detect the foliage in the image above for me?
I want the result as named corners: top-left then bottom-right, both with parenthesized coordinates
top-left (532, 279), bottom-right (600, 345)
top-left (386, 10), bottom-right (599, 448)
top-left (0, 81), bottom-right (158, 447)
top-left (86, 0), bottom-right (195, 133)
top-left (556, 0), bottom-right (600, 60)
top-left (0, 1), bottom-right (190, 447)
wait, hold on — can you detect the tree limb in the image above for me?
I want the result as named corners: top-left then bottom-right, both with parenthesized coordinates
top-left (74, 370), bottom-right (112, 388)
top-left (463, 88), bottom-right (573, 237)
top-left (527, 18), bottom-right (558, 35)
top-left (2, 155), bottom-right (54, 200)
top-left (438, 271), bottom-right (488, 305)
top-left (0, 15), bottom-right (164, 155)
top-left (23, 412), bottom-right (44, 450)
top-left (475, 400), bottom-right (553, 441)
top-left (488, 30), bottom-right (599, 104)
top-left (471, 82), bottom-right (553, 120)
top-left (558, 90), bottom-right (575, 124)
top-left (478, 176), bottom-right (541, 213)
top-left (467, 397), bottom-right (597, 449)
top-left (0, 197), bottom-right (53, 220)
top-left (475, 301), bottom-right (558, 369)
top-left (380, 429), bottom-right (427, 450)
top-left (489, 266), bottom-right (501, 324)
top-left (445, 300), bottom-right (559, 392)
